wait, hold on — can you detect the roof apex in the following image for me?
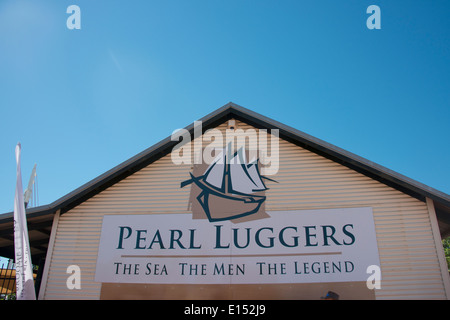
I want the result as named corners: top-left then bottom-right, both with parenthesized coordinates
top-left (1, 102), bottom-right (449, 222)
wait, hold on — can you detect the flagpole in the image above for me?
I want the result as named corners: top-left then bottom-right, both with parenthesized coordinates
top-left (14, 143), bottom-right (36, 300)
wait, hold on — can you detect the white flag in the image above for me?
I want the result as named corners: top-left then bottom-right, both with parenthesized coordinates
top-left (14, 143), bottom-right (36, 300)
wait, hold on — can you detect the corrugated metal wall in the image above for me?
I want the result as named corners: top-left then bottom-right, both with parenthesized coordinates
top-left (42, 120), bottom-right (447, 299)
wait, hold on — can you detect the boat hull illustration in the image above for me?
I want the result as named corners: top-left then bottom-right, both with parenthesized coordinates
top-left (190, 173), bottom-right (266, 222)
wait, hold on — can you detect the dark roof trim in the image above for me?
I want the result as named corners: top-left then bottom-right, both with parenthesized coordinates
top-left (1, 102), bottom-right (449, 221)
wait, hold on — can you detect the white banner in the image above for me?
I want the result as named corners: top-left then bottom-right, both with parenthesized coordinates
top-left (95, 207), bottom-right (380, 284)
top-left (14, 143), bottom-right (36, 300)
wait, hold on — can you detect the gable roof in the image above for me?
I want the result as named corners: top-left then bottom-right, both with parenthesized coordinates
top-left (1, 102), bottom-right (449, 260)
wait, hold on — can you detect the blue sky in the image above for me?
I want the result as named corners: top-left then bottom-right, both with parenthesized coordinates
top-left (0, 0), bottom-right (449, 214)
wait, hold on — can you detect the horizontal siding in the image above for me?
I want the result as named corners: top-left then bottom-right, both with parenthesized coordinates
top-left (43, 120), bottom-right (446, 299)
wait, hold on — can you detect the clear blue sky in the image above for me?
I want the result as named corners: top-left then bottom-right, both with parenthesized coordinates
top-left (0, 0), bottom-right (449, 214)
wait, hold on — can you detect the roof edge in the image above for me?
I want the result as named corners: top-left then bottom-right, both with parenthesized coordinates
top-left (227, 102), bottom-right (450, 207)
top-left (1, 102), bottom-right (449, 220)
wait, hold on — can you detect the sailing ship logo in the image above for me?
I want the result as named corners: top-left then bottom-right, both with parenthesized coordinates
top-left (181, 147), bottom-right (277, 222)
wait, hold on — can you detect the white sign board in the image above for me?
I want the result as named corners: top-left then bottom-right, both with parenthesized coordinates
top-left (95, 207), bottom-right (380, 284)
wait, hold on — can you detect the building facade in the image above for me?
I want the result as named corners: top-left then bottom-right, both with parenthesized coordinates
top-left (1, 103), bottom-right (449, 299)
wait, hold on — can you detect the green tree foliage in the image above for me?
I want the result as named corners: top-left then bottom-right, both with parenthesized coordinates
top-left (443, 237), bottom-right (450, 271)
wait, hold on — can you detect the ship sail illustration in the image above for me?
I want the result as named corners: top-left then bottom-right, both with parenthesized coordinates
top-left (181, 147), bottom-right (277, 222)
